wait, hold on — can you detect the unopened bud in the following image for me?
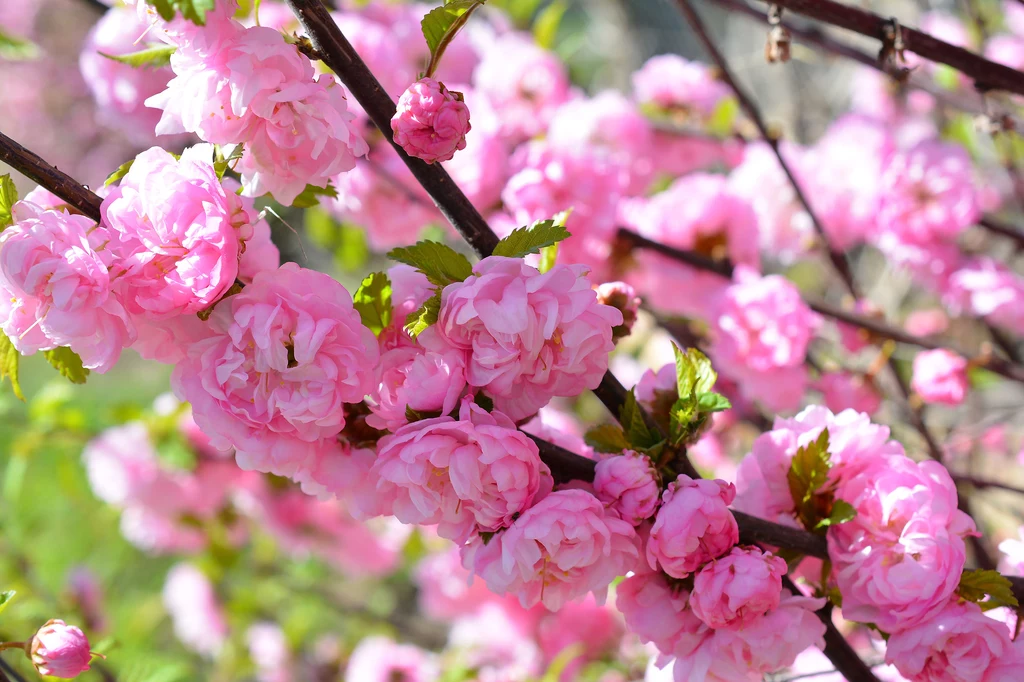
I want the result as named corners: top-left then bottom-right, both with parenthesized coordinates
top-left (29, 619), bottom-right (97, 679)
top-left (596, 281), bottom-right (640, 341)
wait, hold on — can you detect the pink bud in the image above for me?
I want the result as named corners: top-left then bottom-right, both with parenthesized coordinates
top-left (595, 281), bottom-right (641, 341)
top-left (29, 620), bottom-right (93, 679)
top-left (391, 78), bottom-right (471, 164)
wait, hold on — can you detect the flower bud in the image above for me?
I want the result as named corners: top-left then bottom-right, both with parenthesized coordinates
top-left (595, 281), bottom-right (640, 341)
top-left (29, 620), bottom-right (93, 679)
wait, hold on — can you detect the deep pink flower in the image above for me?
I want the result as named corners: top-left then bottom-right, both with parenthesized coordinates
top-left (593, 451), bottom-right (660, 525)
top-left (171, 263), bottom-right (379, 478)
top-left (690, 546), bottom-right (787, 630)
top-left (912, 349), bottom-right (969, 405)
top-left (815, 372), bottom-right (882, 415)
top-left (391, 77), bottom-right (471, 163)
top-left (426, 256), bottom-right (621, 421)
top-left (646, 475), bottom-right (738, 578)
top-left (29, 620), bottom-right (93, 679)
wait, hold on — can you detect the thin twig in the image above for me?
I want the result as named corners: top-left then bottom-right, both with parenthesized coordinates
top-left (0, 132), bottom-right (102, 221)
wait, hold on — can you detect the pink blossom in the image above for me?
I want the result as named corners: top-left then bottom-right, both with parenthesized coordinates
top-left (999, 528), bottom-right (1024, 576)
top-left (876, 139), bottom-right (980, 244)
top-left (912, 349), bottom-right (970, 405)
top-left (987, 34), bottom-right (1024, 70)
top-left (443, 129), bottom-right (509, 212)
top-left (828, 454), bottom-right (976, 633)
top-left (82, 423), bottom-right (162, 508)
top-left (29, 620), bottom-right (93, 679)
top-left (171, 263), bottom-right (379, 478)
top-left (593, 451), bottom-right (660, 525)
top-left (646, 475), bottom-right (738, 578)
top-left (837, 299), bottom-right (881, 353)
top-left (372, 400), bottom-right (544, 541)
top-left (709, 267), bottom-right (818, 412)
top-left (388, 264), bottom-right (435, 327)
top-left (621, 173), bottom-right (758, 319)
top-left (162, 563), bottom-right (227, 657)
top-left (290, 438), bottom-right (386, 520)
top-left (636, 363), bottom-right (677, 414)
top-left (0, 203), bottom-right (131, 372)
top-left (331, 12), bottom-right (420, 105)
top-left (886, 599), bottom-right (1012, 682)
top-left (427, 256), bottom-right (621, 420)
top-left (947, 257), bottom-right (1024, 334)
top-left (391, 78), bottom-right (471, 163)
top-left (247, 622), bottom-right (290, 682)
top-left (616, 568), bottom-right (708, 656)
top-left (905, 308), bottom-right (949, 336)
top-left (631, 54), bottom-right (731, 119)
top-left (536, 595), bottom-right (624, 678)
top-left (472, 33), bottom-right (570, 141)
top-left (102, 145), bottom-right (256, 319)
top-left (816, 372), bottom-right (882, 415)
top-left (366, 344), bottom-right (468, 431)
top-left (690, 546), bottom-right (787, 630)
top-left (595, 281), bottom-right (641, 341)
top-left (344, 636), bottom-right (438, 682)
top-left (466, 489), bottom-right (639, 610)
top-left (415, 547), bottom-right (497, 622)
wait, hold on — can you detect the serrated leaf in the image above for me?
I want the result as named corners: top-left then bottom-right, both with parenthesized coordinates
top-left (787, 429), bottom-right (833, 531)
top-left (99, 44), bottom-right (176, 69)
top-left (104, 159), bottom-right (135, 187)
top-left (532, 0), bottom-right (567, 50)
top-left (0, 29), bottom-right (40, 61)
top-left (669, 395), bottom-right (696, 445)
top-left (353, 272), bottom-right (392, 335)
top-left (404, 290), bottom-right (441, 338)
top-left (584, 423), bottom-right (630, 454)
top-left (0, 174), bottom-right (18, 229)
top-left (387, 241), bottom-right (473, 287)
top-left (673, 345), bottom-right (717, 398)
top-left (43, 347), bottom-right (89, 384)
top-left (538, 242), bottom-right (558, 273)
top-left (0, 333), bottom-right (23, 401)
top-left (492, 217), bottom-right (572, 259)
top-left (696, 392), bottom-right (730, 413)
top-left (958, 569), bottom-right (1019, 611)
top-left (421, 0), bottom-right (485, 77)
top-left (290, 182), bottom-right (338, 208)
top-left (814, 499), bottom-right (856, 530)
top-left (150, 0), bottom-right (216, 24)
top-left (0, 590), bottom-right (15, 615)
top-left (620, 389), bottom-right (663, 451)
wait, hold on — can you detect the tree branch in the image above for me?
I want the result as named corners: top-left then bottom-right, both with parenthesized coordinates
top-left (0, 132), bottom-right (102, 222)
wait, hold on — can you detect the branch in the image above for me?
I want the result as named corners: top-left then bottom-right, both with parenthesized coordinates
top-left (0, 132), bottom-right (102, 222)
top-left (745, 0), bottom-right (1024, 96)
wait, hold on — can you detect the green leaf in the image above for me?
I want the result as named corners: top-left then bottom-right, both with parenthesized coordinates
top-left (620, 389), bottom-right (663, 451)
top-left (786, 429), bottom-right (832, 528)
top-left (0, 174), bottom-right (18, 230)
top-left (304, 207), bottom-right (338, 249)
top-left (696, 392), bottom-right (731, 413)
top-left (958, 569), bottom-right (1020, 611)
top-left (584, 423), bottom-right (630, 454)
top-left (353, 272), bottom-right (392, 335)
top-left (539, 644), bottom-right (585, 682)
top-left (0, 333), bottom-right (23, 401)
top-left (290, 182), bottom-right (338, 208)
top-left (150, 0), bottom-right (216, 24)
top-left (0, 590), bottom-right (16, 615)
top-left (334, 223), bottom-right (370, 273)
top-left (673, 345), bottom-right (717, 398)
top-left (104, 159), bottom-right (135, 187)
top-left (387, 240), bottom-right (473, 287)
top-left (0, 29), bottom-right (39, 61)
top-left (707, 96), bottom-right (739, 137)
top-left (488, 0), bottom-right (542, 27)
top-left (532, 0), bottom-right (567, 50)
top-left (421, 0), bottom-right (485, 78)
top-left (538, 242), bottom-right (558, 273)
top-left (213, 145), bottom-right (243, 181)
top-left (43, 347), bottom-right (90, 385)
top-left (404, 290), bottom-right (441, 338)
top-left (491, 218), bottom-right (572, 260)
top-left (813, 499), bottom-right (856, 530)
top-left (99, 44), bottom-right (177, 69)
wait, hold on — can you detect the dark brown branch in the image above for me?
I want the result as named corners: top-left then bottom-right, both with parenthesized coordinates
top-left (0, 132), bottom-right (102, 222)
top-left (745, 0), bottom-right (1024, 96)
top-left (736, 510), bottom-right (827, 557)
top-left (957, 475), bottom-right (1024, 496)
top-left (979, 216), bottom-right (1024, 249)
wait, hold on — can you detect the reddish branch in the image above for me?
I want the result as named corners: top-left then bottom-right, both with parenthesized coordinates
top-left (0, 132), bottom-right (102, 221)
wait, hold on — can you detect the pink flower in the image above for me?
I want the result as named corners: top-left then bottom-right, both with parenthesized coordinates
top-left (366, 344), bottom-right (468, 431)
top-left (426, 256), bottom-right (621, 421)
top-left (443, 125), bottom-right (510, 211)
top-left (102, 145), bottom-right (256, 319)
top-left (595, 281), bottom-right (641, 341)
top-left (466, 489), bottom-right (638, 610)
top-left (163, 563), bottom-right (227, 657)
top-left (886, 599), bottom-right (1012, 682)
top-left (689, 546), bottom-right (787, 630)
top-left (414, 547), bottom-right (497, 622)
top-left (905, 308), bottom-right (949, 336)
top-left (815, 372), bottom-right (882, 415)
top-left (535, 595), bottom-right (623, 678)
top-left (631, 54), bottom-right (731, 119)
top-left (947, 257), bottom-right (1024, 335)
top-left (29, 620), bottom-right (93, 679)
top-left (616, 568), bottom-right (707, 656)
top-left (593, 451), bottom-right (660, 525)
top-left (709, 267), bottom-right (818, 412)
top-left (290, 438), bottom-right (386, 520)
top-left (0, 204), bottom-right (131, 372)
top-left (636, 363), bottom-right (677, 414)
top-left (82, 423), bottom-right (162, 507)
top-left (171, 263), bottom-right (379, 478)
top-left (391, 78), bottom-right (471, 163)
top-left (646, 475), bottom-right (738, 578)
top-left (828, 454), bottom-right (976, 633)
top-left (998, 528), bottom-right (1024, 576)
top-left (876, 139), bottom-right (980, 244)
top-left (621, 173), bottom-right (758, 320)
top-left (344, 636), bottom-right (438, 682)
top-left (912, 349), bottom-right (969, 405)
top-left (372, 400), bottom-right (544, 541)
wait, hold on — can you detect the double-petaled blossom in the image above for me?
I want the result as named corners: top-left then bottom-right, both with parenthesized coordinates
top-left (366, 344), bottom-right (468, 431)
top-left (646, 475), bottom-right (738, 578)
top-left (911, 349), bottom-right (969, 405)
top-left (689, 546), bottom-right (787, 630)
top-left (592, 450), bottom-right (660, 525)
top-left (391, 77), bottom-right (471, 163)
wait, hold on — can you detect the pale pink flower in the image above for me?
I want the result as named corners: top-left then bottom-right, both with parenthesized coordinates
top-left (415, 547), bottom-right (497, 622)
top-left (616, 568), bottom-right (708, 656)
top-left (636, 363), bottom-right (677, 414)
top-left (366, 344), bottom-right (468, 431)
top-left (815, 372), bottom-right (882, 415)
top-left (163, 563), bottom-right (227, 657)
top-left (535, 595), bottom-right (624, 678)
top-left (102, 145), bottom-right (256, 319)
top-left (372, 400), bottom-right (544, 541)
top-left (631, 54), bottom-right (731, 118)
top-left (905, 308), bottom-right (949, 336)
top-left (447, 601), bottom-right (543, 680)
top-left (646, 475), bottom-right (738, 578)
top-left (426, 256), bottom-right (621, 421)
top-left (29, 620), bottom-right (93, 679)
top-left (876, 139), bottom-right (980, 244)
top-left (0, 204), bottom-right (131, 372)
top-left (912, 349), bottom-right (969, 406)
top-left (247, 622), bottom-right (290, 682)
top-left (331, 11), bottom-right (420, 105)
top-left (466, 489), bottom-right (639, 610)
top-left (947, 257), bottom-right (1024, 335)
top-left (593, 451), bottom-right (660, 525)
top-left (987, 34), bottom-right (1024, 70)
top-left (886, 599), bottom-right (1013, 682)
top-left (709, 267), bottom-right (818, 412)
top-left (387, 263), bottom-right (435, 328)
top-left (171, 263), bottom-right (379, 478)
top-left (82, 423), bottom-right (162, 508)
top-left (289, 439), bottom-right (386, 520)
top-left (344, 636), bottom-right (438, 682)
top-left (595, 281), bottom-right (641, 340)
top-left (391, 77), bottom-right (471, 163)
top-left (690, 546), bottom-right (787, 630)
top-left (443, 125), bottom-right (509, 211)
top-left (999, 528), bottom-right (1024, 576)
top-left (828, 454), bottom-right (976, 633)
